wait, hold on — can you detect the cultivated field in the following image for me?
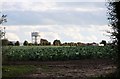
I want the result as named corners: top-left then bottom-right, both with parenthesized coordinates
top-left (2, 46), bottom-right (117, 79)
top-left (2, 46), bottom-right (116, 61)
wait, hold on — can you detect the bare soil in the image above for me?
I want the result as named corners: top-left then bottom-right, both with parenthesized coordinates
top-left (3, 59), bottom-right (117, 79)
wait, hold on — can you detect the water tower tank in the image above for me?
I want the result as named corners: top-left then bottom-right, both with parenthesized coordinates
top-left (31, 32), bottom-right (40, 44)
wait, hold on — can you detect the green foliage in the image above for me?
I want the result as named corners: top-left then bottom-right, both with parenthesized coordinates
top-left (3, 46), bottom-right (116, 61)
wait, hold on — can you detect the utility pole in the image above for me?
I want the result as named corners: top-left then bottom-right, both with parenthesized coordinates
top-left (0, 12), bottom-right (7, 78)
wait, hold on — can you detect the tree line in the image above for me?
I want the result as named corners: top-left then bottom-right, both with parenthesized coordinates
top-left (2, 38), bottom-right (109, 46)
top-left (2, 39), bottom-right (61, 46)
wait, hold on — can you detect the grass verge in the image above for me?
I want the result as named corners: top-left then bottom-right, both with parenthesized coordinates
top-left (2, 65), bottom-right (36, 77)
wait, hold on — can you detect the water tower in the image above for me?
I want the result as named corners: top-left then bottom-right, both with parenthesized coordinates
top-left (31, 32), bottom-right (40, 44)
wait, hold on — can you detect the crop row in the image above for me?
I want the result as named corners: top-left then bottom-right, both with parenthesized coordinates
top-left (2, 46), bottom-right (116, 61)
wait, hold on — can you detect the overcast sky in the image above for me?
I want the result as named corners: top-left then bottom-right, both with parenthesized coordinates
top-left (1, 1), bottom-right (112, 43)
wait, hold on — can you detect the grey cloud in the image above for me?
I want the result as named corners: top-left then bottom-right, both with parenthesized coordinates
top-left (4, 10), bottom-right (107, 26)
top-left (56, 2), bottom-right (106, 8)
top-left (2, 2), bottom-right (107, 26)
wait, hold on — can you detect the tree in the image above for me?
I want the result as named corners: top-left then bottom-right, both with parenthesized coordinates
top-left (107, 1), bottom-right (120, 77)
top-left (15, 41), bottom-right (20, 46)
top-left (48, 42), bottom-right (51, 45)
top-left (0, 14), bottom-right (7, 24)
top-left (2, 39), bottom-right (8, 46)
top-left (53, 39), bottom-right (61, 46)
top-left (28, 43), bottom-right (33, 46)
top-left (23, 40), bottom-right (28, 46)
top-left (0, 14), bottom-right (7, 42)
top-left (8, 41), bottom-right (14, 46)
top-left (40, 39), bottom-right (51, 46)
top-left (0, 13), bottom-right (7, 78)
top-left (40, 39), bottom-right (48, 46)
top-left (100, 40), bottom-right (107, 46)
